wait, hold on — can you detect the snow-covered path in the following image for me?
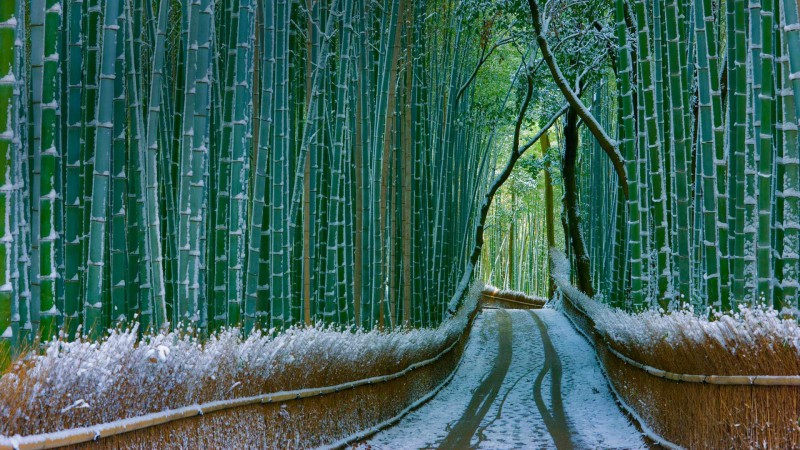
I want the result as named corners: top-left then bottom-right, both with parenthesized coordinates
top-left (361, 309), bottom-right (648, 449)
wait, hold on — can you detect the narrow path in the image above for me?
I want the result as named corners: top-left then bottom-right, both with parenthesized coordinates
top-left (361, 309), bottom-right (647, 449)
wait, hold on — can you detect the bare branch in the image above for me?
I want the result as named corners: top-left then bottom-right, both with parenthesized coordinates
top-left (448, 71), bottom-right (561, 314)
top-left (527, 0), bottom-right (629, 197)
top-left (519, 103), bottom-right (569, 155)
top-left (456, 37), bottom-right (513, 102)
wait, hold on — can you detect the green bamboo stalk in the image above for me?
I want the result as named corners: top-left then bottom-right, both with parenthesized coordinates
top-left (186, 0), bottom-right (213, 330)
top-left (326, 0), bottom-right (355, 324)
top-left (756, 0), bottom-right (775, 305)
top-left (729, 0), bottom-right (748, 308)
top-left (781, 0), bottom-right (800, 310)
top-left (402, 1), bottom-right (414, 325)
top-left (29, 0), bottom-right (46, 341)
top-left (227, 0), bottom-right (254, 327)
top-left (245, 0), bottom-right (276, 334)
top-left (0, 0), bottom-right (16, 356)
top-left (110, 4), bottom-right (128, 325)
top-left (616, 0), bottom-right (644, 309)
top-left (355, 0), bottom-right (375, 328)
top-left (13, 0), bottom-right (29, 347)
top-left (745, 0), bottom-right (764, 305)
top-left (37, 0), bottom-right (63, 340)
top-left (774, 15), bottom-right (786, 307)
top-left (125, 66), bottom-right (142, 325)
top-left (633, 0), bottom-right (671, 307)
top-left (176, 0), bottom-right (201, 327)
top-left (80, 0), bottom-right (101, 317)
top-left (129, 0), bottom-right (168, 332)
top-left (665, 0), bottom-right (693, 303)
top-left (64, 0), bottom-right (83, 340)
top-left (693, 0), bottom-right (722, 308)
top-left (212, 0), bottom-right (238, 329)
top-left (704, 0), bottom-right (730, 305)
top-left (270, 0), bottom-right (291, 329)
top-left (84, 0), bottom-right (122, 339)
top-left (300, 0), bottom-right (319, 326)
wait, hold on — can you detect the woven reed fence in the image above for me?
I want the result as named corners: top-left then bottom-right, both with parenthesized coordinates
top-left (480, 288), bottom-right (546, 310)
top-left (0, 308), bottom-right (479, 450)
top-left (558, 283), bottom-right (800, 449)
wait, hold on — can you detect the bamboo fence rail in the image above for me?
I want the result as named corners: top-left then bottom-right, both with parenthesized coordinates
top-left (480, 292), bottom-right (546, 309)
top-left (556, 271), bottom-right (800, 448)
top-left (0, 305), bottom-right (480, 450)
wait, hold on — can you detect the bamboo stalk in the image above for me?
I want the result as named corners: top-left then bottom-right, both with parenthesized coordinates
top-left (0, 0), bottom-right (16, 356)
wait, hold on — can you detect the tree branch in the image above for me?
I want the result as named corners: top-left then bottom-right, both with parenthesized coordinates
top-left (448, 70), bottom-right (559, 314)
top-left (519, 103), bottom-right (569, 155)
top-left (527, 0), bottom-right (629, 197)
top-left (456, 37), bottom-right (513, 102)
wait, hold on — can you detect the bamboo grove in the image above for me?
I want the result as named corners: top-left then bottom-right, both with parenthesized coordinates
top-left (0, 0), bottom-right (493, 356)
top-left (571, 0), bottom-right (800, 313)
top-left (478, 131), bottom-right (564, 298)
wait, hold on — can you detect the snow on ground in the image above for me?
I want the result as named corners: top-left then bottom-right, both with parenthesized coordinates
top-left (362, 308), bottom-right (647, 449)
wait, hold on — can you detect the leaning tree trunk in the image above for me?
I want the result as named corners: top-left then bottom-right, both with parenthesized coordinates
top-left (445, 94), bottom-right (570, 314)
top-left (562, 106), bottom-right (595, 297)
top-left (542, 132), bottom-right (557, 299)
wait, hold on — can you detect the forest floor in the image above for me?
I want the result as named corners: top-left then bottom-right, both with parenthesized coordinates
top-left (359, 308), bottom-right (648, 449)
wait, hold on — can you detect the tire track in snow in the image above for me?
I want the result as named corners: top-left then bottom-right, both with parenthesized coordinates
top-left (362, 308), bottom-right (647, 449)
top-left (358, 312), bottom-right (499, 449)
top-left (538, 309), bottom-right (648, 449)
top-left (529, 310), bottom-right (573, 450)
top-left (437, 308), bottom-right (513, 450)
top-left (473, 366), bottom-right (537, 443)
top-left (466, 310), bottom-right (548, 449)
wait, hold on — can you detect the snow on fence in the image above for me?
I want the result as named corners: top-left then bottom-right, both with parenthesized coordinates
top-left (480, 286), bottom-right (546, 309)
top-left (551, 249), bottom-right (800, 449)
top-left (0, 284), bottom-right (483, 449)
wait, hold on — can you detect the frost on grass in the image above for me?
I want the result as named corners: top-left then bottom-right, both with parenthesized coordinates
top-left (550, 249), bottom-right (800, 377)
top-left (0, 282), bottom-right (482, 437)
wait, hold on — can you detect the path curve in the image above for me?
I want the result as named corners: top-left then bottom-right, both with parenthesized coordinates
top-left (361, 309), bottom-right (648, 449)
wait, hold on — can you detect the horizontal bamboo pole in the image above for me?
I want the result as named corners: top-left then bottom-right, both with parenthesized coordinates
top-left (605, 344), bottom-right (800, 385)
top-left (317, 353), bottom-right (464, 450)
top-left (0, 331), bottom-right (465, 450)
top-left (482, 287), bottom-right (547, 302)
top-left (557, 281), bottom-right (800, 386)
top-left (481, 293), bottom-right (546, 308)
top-left (481, 292), bottom-right (546, 304)
top-left (557, 290), bottom-right (683, 449)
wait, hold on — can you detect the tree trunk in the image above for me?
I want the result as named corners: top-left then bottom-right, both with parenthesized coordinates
top-left (562, 106), bottom-right (595, 297)
top-left (508, 192), bottom-right (515, 289)
top-left (527, 0), bottom-right (629, 196)
top-left (542, 132), bottom-right (556, 299)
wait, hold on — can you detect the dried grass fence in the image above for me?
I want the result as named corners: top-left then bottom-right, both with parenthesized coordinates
top-left (0, 293), bottom-right (482, 449)
top-left (481, 286), bottom-right (546, 310)
top-left (553, 257), bottom-right (800, 449)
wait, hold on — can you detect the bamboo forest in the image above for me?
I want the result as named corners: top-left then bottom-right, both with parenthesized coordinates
top-left (1, 0), bottom-right (800, 448)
